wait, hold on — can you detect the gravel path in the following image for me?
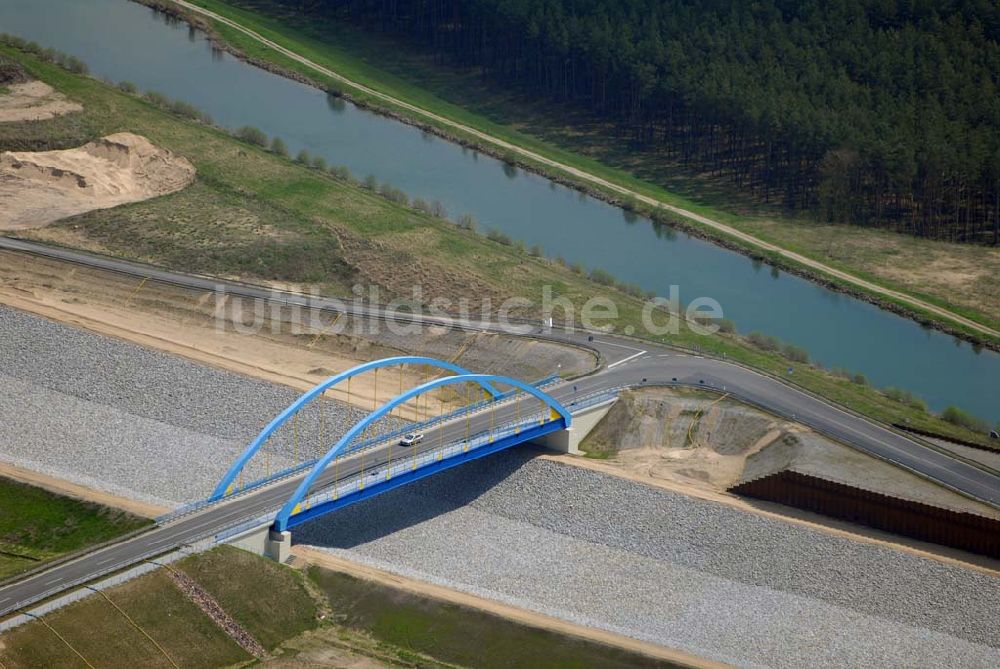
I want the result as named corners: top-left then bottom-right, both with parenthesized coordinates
top-left (297, 451), bottom-right (1000, 668)
top-left (0, 305), bottom-right (396, 505)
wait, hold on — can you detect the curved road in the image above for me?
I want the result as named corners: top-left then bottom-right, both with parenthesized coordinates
top-left (0, 236), bottom-right (997, 617)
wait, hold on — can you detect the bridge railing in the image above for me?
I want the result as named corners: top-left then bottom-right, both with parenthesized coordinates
top-left (344, 374), bottom-right (561, 455)
top-left (157, 376), bottom-right (564, 524)
top-left (291, 410), bottom-right (553, 517)
top-left (213, 514), bottom-right (275, 544)
top-left (565, 387), bottom-right (625, 412)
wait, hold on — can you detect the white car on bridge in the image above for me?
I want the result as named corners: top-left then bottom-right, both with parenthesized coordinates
top-left (399, 432), bottom-right (423, 447)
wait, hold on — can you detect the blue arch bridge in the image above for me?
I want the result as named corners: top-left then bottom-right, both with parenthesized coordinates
top-left (192, 356), bottom-right (615, 560)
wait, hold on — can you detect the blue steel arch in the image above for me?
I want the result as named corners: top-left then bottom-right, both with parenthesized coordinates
top-left (274, 373), bottom-right (571, 531)
top-left (211, 356), bottom-right (502, 500)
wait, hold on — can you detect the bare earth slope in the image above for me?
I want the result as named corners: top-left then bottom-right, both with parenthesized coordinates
top-left (0, 80), bottom-right (82, 123)
top-left (581, 387), bottom-right (1000, 519)
top-left (0, 132), bottom-right (195, 230)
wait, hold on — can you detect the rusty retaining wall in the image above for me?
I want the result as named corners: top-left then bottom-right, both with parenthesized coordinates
top-left (730, 470), bottom-right (1000, 559)
top-left (891, 423), bottom-right (999, 453)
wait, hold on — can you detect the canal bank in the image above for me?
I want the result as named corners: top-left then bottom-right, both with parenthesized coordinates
top-left (152, 0), bottom-right (1000, 351)
top-left (0, 0), bottom-right (998, 424)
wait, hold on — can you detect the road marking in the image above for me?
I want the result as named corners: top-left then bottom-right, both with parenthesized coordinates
top-left (593, 338), bottom-right (645, 352)
top-left (608, 350), bottom-right (646, 369)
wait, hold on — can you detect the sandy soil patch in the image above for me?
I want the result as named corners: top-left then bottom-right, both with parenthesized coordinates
top-left (0, 250), bottom-right (593, 413)
top-left (0, 80), bottom-right (82, 123)
top-left (0, 132), bottom-right (195, 230)
top-left (0, 254), bottom-right (425, 414)
top-left (580, 387), bottom-right (1000, 520)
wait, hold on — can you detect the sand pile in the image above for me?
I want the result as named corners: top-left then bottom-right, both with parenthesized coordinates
top-left (0, 80), bottom-right (83, 123)
top-left (581, 387), bottom-right (1000, 518)
top-left (0, 132), bottom-right (195, 229)
top-left (582, 388), bottom-right (785, 488)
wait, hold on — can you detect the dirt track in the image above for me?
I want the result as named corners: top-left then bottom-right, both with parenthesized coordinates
top-left (0, 461), bottom-right (168, 518)
top-left (173, 0), bottom-right (1000, 342)
top-left (0, 80), bottom-right (82, 123)
top-left (0, 250), bottom-right (594, 413)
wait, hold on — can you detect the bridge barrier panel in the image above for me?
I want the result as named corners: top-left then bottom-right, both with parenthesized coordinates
top-left (0, 540), bottom-right (213, 633)
top-left (274, 373), bottom-right (570, 531)
top-left (283, 412), bottom-right (560, 531)
top-left (211, 356), bottom-right (508, 501)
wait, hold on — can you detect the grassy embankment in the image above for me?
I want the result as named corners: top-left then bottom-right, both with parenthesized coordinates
top-left (1, 43), bottom-right (996, 448)
top-left (0, 546), bottom-right (316, 668)
top-left (0, 545), bottom-right (684, 668)
top-left (177, 0), bottom-right (1000, 344)
top-left (0, 477), bottom-right (150, 581)
top-left (310, 566), bottom-right (678, 669)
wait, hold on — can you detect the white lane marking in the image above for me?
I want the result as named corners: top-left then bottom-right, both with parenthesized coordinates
top-left (608, 350), bottom-right (646, 369)
top-left (593, 338), bottom-right (645, 352)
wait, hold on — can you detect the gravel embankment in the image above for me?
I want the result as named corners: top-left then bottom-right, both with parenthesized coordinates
top-left (0, 306), bottom-right (396, 506)
top-left (297, 451), bottom-right (1000, 668)
top-left (4, 305), bottom-right (998, 666)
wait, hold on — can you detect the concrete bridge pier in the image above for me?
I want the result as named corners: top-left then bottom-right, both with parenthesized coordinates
top-left (226, 524), bottom-right (291, 563)
top-left (531, 396), bottom-right (616, 455)
top-left (266, 530), bottom-right (292, 563)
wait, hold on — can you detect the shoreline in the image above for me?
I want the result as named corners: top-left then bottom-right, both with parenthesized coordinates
top-left (131, 0), bottom-right (1000, 352)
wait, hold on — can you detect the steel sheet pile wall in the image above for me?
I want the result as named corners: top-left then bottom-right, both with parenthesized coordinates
top-left (730, 471), bottom-right (1000, 559)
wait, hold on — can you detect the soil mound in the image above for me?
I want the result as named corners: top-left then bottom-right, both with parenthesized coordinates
top-left (0, 132), bottom-right (195, 229)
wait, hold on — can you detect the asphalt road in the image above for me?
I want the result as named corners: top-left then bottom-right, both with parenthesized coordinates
top-left (0, 236), bottom-right (997, 617)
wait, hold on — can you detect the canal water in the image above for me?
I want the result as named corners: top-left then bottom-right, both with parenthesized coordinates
top-left (1, 0), bottom-right (997, 421)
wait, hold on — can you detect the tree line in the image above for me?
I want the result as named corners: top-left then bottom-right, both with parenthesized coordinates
top-left (273, 0), bottom-right (1000, 244)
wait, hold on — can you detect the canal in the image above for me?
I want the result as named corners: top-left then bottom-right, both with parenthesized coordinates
top-left (1, 0), bottom-right (997, 421)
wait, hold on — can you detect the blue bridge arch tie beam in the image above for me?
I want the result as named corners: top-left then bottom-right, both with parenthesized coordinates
top-left (273, 373), bottom-right (571, 531)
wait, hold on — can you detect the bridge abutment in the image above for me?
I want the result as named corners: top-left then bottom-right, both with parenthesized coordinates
top-left (531, 396), bottom-right (616, 455)
top-left (266, 529), bottom-right (292, 563)
top-left (224, 524), bottom-right (291, 563)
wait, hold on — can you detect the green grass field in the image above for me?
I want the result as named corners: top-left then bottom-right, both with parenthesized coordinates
top-left (0, 546), bottom-right (681, 668)
top-left (0, 477), bottom-right (150, 581)
top-left (177, 545), bottom-right (317, 648)
top-left (0, 546), bottom-right (305, 668)
top-left (2, 43), bottom-right (995, 448)
top-left (310, 567), bottom-right (682, 669)
top-left (0, 570), bottom-right (248, 668)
